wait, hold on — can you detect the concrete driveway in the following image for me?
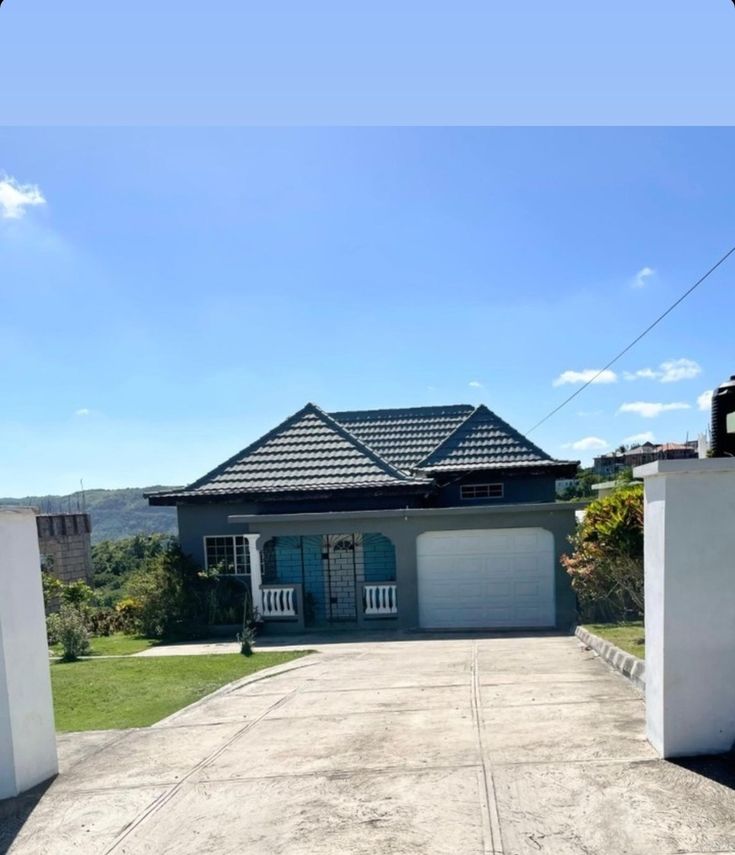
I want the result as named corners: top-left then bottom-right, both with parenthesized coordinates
top-left (4, 634), bottom-right (735, 855)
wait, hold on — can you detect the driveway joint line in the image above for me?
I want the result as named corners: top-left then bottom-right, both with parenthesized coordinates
top-left (471, 641), bottom-right (505, 855)
top-left (102, 688), bottom-right (301, 854)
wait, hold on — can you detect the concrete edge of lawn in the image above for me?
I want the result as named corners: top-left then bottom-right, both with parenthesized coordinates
top-left (152, 651), bottom-right (322, 727)
top-left (575, 625), bottom-right (645, 690)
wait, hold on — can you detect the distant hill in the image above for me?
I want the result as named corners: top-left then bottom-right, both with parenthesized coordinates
top-left (0, 487), bottom-right (179, 543)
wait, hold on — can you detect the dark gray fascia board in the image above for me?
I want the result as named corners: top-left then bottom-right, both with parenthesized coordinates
top-left (227, 501), bottom-right (585, 525)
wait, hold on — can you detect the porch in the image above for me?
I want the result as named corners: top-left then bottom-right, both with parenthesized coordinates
top-left (246, 532), bottom-right (398, 631)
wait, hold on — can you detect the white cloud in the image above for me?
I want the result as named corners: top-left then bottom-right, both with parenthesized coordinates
top-left (659, 358), bottom-right (701, 383)
top-left (468, 380), bottom-right (483, 388)
top-left (74, 408), bottom-right (91, 417)
top-left (697, 390), bottom-right (713, 412)
top-left (632, 266), bottom-right (655, 289)
top-left (624, 368), bottom-right (658, 381)
top-left (0, 175), bottom-right (46, 219)
top-left (552, 369), bottom-right (617, 387)
top-left (618, 401), bottom-right (690, 419)
top-left (562, 436), bottom-right (609, 451)
top-left (624, 431), bottom-right (656, 445)
top-left (624, 358), bottom-right (702, 384)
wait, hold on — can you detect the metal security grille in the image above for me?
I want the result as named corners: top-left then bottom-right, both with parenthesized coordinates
top-left (322, 534), bottom-right (362, 622)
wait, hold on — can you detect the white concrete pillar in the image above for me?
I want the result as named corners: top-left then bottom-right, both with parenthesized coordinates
top-left (0, 508), bottom-right (58, 799)
top-left (635, 459), bottom-right (735, 758)
top-left (246, 534), bottom-right (262, 617)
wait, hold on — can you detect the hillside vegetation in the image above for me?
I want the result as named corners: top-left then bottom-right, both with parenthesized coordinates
top-left (0, 486), bottom-right (178, 542)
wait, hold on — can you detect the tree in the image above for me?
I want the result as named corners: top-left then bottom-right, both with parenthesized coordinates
top-left (561, 484), bottom-right (644, 621)
top-left (125, 543), bottom-right (205, 638)
top-left (91, 533), bottom-right (175, 606)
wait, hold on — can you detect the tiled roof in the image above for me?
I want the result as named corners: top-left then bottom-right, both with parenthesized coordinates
top-left (330, 405), bottom-right (474, 471)
top-left (148, 404), bottom-right (432, 501)
top-left (147, 402), bottom-right (576, 504)
top-left (415, 405), bottom-right (570, 473)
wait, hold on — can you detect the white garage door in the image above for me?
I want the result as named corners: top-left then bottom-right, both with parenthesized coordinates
top-left (417, 528), bottom-right (555, 629)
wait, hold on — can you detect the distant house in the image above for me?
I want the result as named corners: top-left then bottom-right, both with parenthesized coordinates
top-left (593, 441), bottom-right (697, 476)
top-left (148, 403), bottom-right (579, 632)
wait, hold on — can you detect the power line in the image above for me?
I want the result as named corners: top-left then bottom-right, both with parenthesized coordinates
top-left (527, 242), bottom-right (735, 435)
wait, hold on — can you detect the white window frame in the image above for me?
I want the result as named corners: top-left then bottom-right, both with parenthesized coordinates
top-left (203, 535), bottom-right (251, 576)
top-left (460, 483), bottom-right (504, 500)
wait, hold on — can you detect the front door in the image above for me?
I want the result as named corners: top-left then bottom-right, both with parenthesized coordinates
top-left (322, 534), bottom-right (363, 622)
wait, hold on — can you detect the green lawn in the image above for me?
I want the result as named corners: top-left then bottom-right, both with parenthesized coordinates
top-left (49, 632), bottom-right (158, 658)
top-left (51, 651), bottom-right (312, 731)
top-left (584, 621), bottom-right (645, 659)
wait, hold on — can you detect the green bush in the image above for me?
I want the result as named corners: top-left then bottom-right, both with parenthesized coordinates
top-left (61, 580), bottom-right (95, 607)
top-left (42, 571), bottom-right (64, 612)
top-left (126, 544), bottom-right (207, 639)
top-left (562, 484), bottom-right (644, 622)
top-left (47, 605), bottom-right (91, 661)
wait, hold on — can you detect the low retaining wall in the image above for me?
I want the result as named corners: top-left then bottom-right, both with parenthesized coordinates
top-left (575, 625), bottom-right (645, 691)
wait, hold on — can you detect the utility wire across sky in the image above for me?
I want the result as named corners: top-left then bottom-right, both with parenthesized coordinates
top-left (526, 242), bottom-right (735, 435)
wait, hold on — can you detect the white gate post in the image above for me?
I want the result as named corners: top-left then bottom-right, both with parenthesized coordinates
top-left (635, 458), bottom-right (735, 758)
top-left (246, 534), bottom-right (263, 617)
top-left (0, 508), bottom-right (58, 799)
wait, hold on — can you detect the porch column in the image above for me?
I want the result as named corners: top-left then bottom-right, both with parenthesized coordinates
top-left (246, 534), bottom-right (263, 616)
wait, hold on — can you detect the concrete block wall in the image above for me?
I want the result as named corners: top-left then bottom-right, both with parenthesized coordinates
top-left (36, 513), bottom-right (93, 584)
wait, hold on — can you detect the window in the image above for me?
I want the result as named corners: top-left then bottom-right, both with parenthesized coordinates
top-left (460, 483), bottom-right (504, 500)
top-left (204, 535), bottom-right (251, 575)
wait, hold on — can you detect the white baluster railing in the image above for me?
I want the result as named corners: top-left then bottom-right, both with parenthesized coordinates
top-left (363, 583), bottom-right (398, 616)
top-left (261, 586), bottom-right (297, 618)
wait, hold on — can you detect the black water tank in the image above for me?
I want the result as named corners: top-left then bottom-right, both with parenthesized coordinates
top-left (711, 375), bottom-right (735, 457)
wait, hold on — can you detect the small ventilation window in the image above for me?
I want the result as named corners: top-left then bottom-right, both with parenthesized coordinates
top-left (460, 483), bottom-right (504, 500)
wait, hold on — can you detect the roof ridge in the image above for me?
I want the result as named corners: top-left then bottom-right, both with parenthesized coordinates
top-left (330, 403), bottom-right (474, 418)
top-left (414, 404), bottom-right (556, 470)
top-left (181, 403), bottom-right (320, 492)
top-left (412, 405), bottom-right (482, 469)
top-left (476, 405), bottom-right (554, 462)
top-left (313, 404), bottom-right (416, 480)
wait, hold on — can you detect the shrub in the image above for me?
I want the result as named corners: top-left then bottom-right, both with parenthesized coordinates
top-left (562, 484), bottom-right (644, 622)
top-left (85, 606), bottom-right (128, 637)
top-left (115, 597), bottom-right (143, 633)
top-left (61, 580), bottom-right (95, 607)
top-left (42, 571), bottom-right (64, 613)
top-left (47, 605), bottom-right (90, 661)
top-left (125, 544), bottom-right (206, 639)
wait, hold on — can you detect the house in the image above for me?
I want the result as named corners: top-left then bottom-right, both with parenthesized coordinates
top-left (593, 441), bottom-right (697, 476)
top-left (147, 403), bottom-right (580, 632)
top-left (555, 478), bottom-right (577, 496)
top-left (590, 480), bottom-right (642, 500)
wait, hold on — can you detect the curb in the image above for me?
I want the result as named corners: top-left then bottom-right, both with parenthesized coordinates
top-left (153, 651), bottom-right (320, 727)
top-left (575, 626), bottom-right (645, 691)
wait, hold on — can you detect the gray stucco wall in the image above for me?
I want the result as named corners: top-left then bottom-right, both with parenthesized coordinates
top-left (437, 473), bottom-right (558, 506)
top-left (177, 502), bottom-right (258, 568)
top-left (177, 502), bottom-right (579, 632)
top-left (236, 506), bottom-right (579, 631)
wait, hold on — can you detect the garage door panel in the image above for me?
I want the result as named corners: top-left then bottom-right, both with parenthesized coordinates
top-left (417, 528), bottom-right (555, 629)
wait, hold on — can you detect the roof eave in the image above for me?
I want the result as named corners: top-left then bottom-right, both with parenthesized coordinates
top-left (147, 480), bottom-right (436, 506)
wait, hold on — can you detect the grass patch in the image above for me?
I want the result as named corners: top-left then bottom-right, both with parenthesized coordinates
top-left (51, 651), bottom-right (312, 731)
top-left (49, 632), bottom-right (158, 658)
top-left (584, 621), bottom-right (645, 658)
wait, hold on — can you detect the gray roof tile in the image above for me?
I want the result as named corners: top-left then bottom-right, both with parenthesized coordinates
top-left (147, 402), bottom-right (576, 503)
top-left (331, 405), bottom-right (474, 470)
top-left (415, 405), bottom-right (571, 472)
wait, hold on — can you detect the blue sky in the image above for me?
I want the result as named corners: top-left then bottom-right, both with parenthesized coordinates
top-left (2, 2), bottom-right (734, 124)
top-left (1, 128), bottom-right (733, 495)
